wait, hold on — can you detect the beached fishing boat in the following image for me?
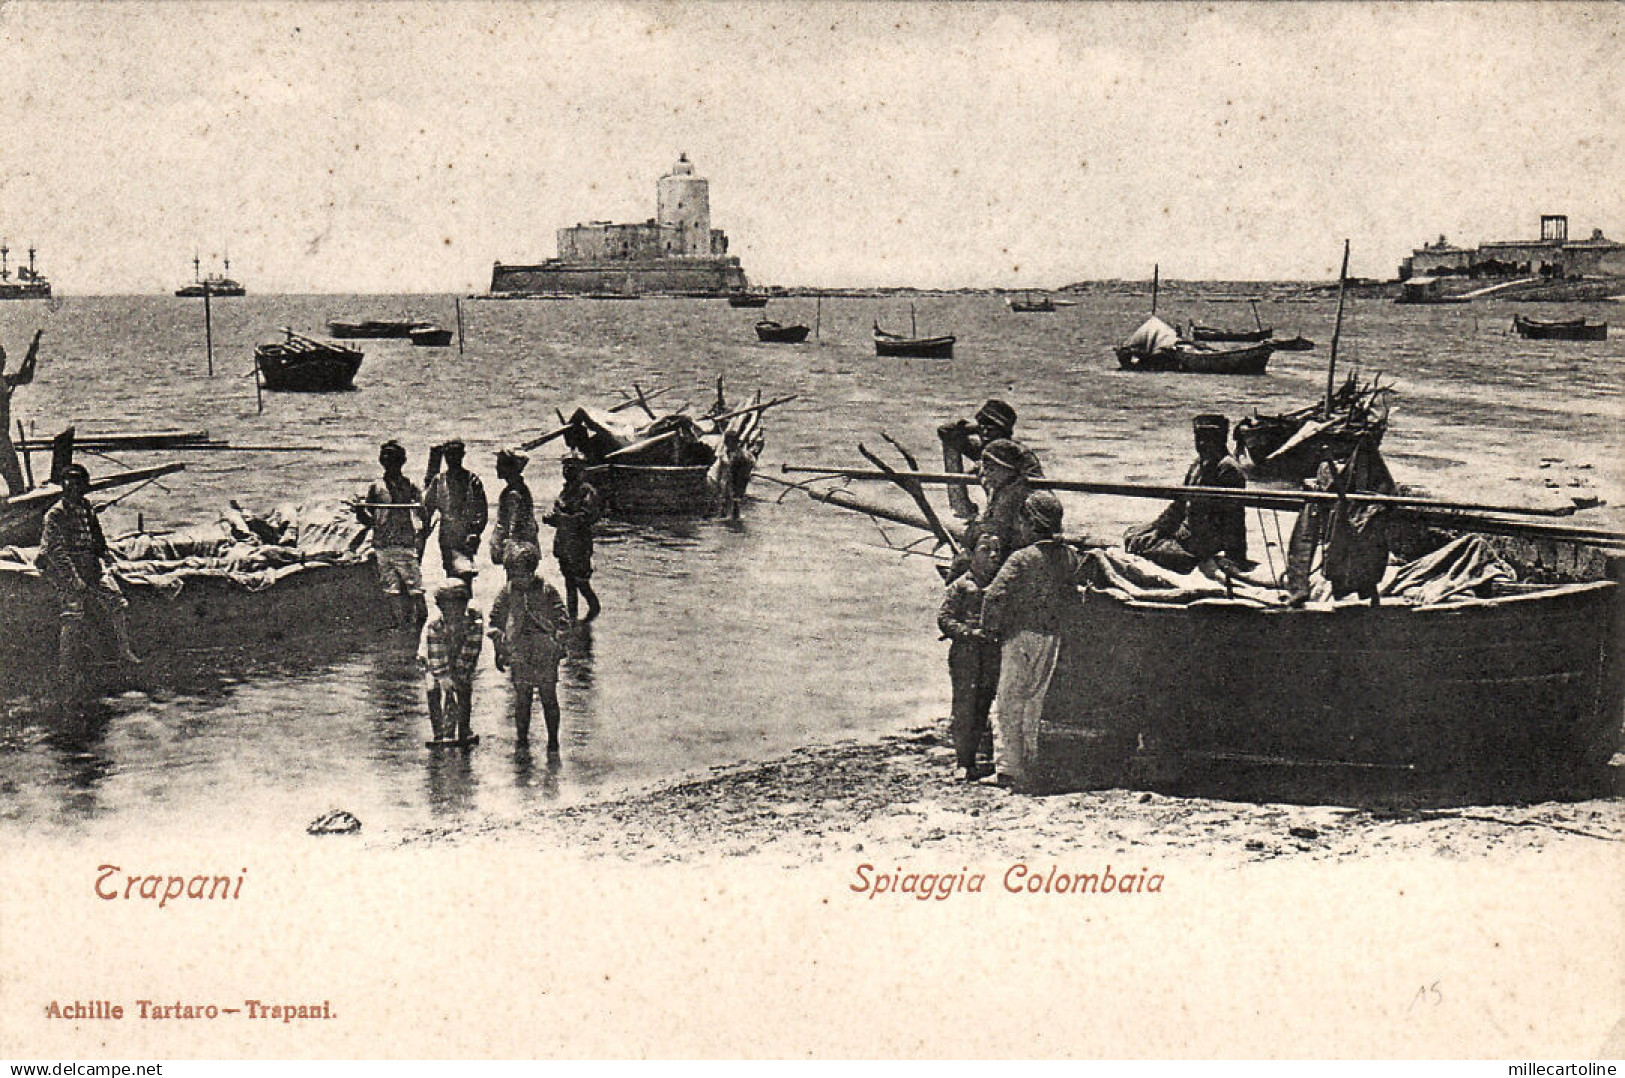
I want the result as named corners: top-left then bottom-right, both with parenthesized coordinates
top-left (326, 319), bottom-right (419, 338)
top-left (0, 503), bottom-right (390, 690)
top-left (755, 320), bottom-right (809, 343)
top-left (0, 462), bottom-right (186, 547)
top-left (1512, 315), bottom-right (1608, 341)
top-left (408, 324), bottom-right (454, 347)
top-left (255, 330), bottom-right (363, 391)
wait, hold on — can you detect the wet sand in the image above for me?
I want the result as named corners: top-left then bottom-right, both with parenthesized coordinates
top-left (396, 720), bottom-right (1625, 867)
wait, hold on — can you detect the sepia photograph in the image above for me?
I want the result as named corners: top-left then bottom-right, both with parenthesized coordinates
top-left (1, 0), bottom-right (1622, 1061)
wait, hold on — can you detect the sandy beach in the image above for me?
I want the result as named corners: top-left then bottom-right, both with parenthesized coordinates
top-left (396, 719), bottom-right (1625, 867)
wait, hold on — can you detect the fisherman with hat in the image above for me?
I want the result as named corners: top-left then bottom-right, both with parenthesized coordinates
top-left (1124, 414), bottom-right (1249, 574)
top-left (951, 437), bottom-right (1035, 582)
top-left (939, 397), bottom-right (1044, 521)
top-left (38, 461), bottom-right (142, 682)
top-left (355, 439), bottom-right (428, 631)
top-left (490, 448), bottom-right (540, 569)
top-left (980, 490), bottom-right (1091, 788)
top-left (423, 438), bottom-right (488, 581)
top-left (543, 456), bottom-right (603, 623)
top-left (419, 578), bottom-right (484, 745)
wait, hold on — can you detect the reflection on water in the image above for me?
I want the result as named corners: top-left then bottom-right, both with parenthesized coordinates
top-left (0, 292), bottom-right (1619, 838)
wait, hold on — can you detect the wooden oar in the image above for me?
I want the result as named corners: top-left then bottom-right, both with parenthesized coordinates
top-left (780, 466), bottom-right (1592, 519)
top-left (2, 463), bottom-right (188, 507)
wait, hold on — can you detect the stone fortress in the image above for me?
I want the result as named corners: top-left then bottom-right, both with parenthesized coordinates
top-left (1400, 214), bottom-right (1625, 280)
top-left (489, 154), bottom-right (749, 296)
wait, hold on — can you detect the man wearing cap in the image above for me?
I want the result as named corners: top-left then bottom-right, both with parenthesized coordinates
top-left (939, 398), bottom-right (1043, 520)
top-left (37, 462), bottom-right (142, 678)
top-left (980, 490), bottom-right (1089, 788)
top-left (488, 542), bottom-right (570, 750)
top-left (1124, 414), bottom-right (1249, 574)
top-left (544, 456), bottom-right (603, 622)
top-left (423, 439), bottom-right (488, 580)
top-left (355, 440), bottom-right (428, 631)
top-left (419, 579), bottom-right (483, 744)
top-left (490, 449), bottom-right (540, 569)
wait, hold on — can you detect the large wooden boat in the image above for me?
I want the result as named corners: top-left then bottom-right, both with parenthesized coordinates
top-left (255, 330), bottom-right (363, 391)
top-left (0, 505), bottom-right (390, 691)
top-left (755, 320), bottom-right (810, 343)
top-left (326, 319), bottom-right (420, 338)
top-left (1512, 315), bottom-right (1608, 341)
top-left (1024, 543), bottom-right (1624, 792)
top-left (1169, 340), bottom-right (1273, 374)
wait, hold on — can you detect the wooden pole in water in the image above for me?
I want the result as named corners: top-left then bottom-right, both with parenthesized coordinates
top-left (1326, 239), bottom-right (1350, 415)
top-left (815, 294), bottom-right (822, 340)
top-left (203, 286), bottom-right (215, 377)
top-left (455, 297), bottom-right (465, 356)
top-left (910, 302), bottom-right (917, 338)
top-left (1151, 264), bottom-right (1159, 316)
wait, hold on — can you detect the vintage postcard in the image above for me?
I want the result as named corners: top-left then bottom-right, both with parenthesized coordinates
top-left (2, 0), bottom-right (1622, 1060)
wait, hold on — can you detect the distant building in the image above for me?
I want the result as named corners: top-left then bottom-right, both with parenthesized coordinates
top-left (490, 154), bottom-right (748, 296)
top-left (1398, 215), bottom-right (1625, 279)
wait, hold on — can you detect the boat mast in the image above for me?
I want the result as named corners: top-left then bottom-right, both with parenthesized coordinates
top-left (1151, 264), bottom-right (1159, 316)
top-left (910, 302), bottom-right (917, 337)
top-left (26, 247), bottom-right (36, 277)
top-left (1, 241), bottom-right (9, 282)
top-left (1325, 240), bottom-right (1350, 415)
top-left (193, 253), bottom-right (201, 283)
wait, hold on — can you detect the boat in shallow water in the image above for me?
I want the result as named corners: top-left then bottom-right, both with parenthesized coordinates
top-left (755, 320), bottom-right (809, 343)
top-left (255, 330), bottom-right (363, 391)
top-left (0, 503), bottom-right (390, 692)
top-left (1512, 315), bottom-right (1608, 341)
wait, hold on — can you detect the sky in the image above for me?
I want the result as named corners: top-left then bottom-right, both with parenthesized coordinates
top-left (1, 1), bottom-right (1621, 293)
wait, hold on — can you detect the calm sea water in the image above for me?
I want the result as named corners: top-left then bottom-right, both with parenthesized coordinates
top-left (1, 291), bottom-right (1621, 839)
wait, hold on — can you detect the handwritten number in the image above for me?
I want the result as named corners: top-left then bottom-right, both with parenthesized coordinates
top-left (1408, 982), bottom-right (1443, 1011)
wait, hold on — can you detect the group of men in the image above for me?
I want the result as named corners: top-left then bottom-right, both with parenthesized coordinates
top-left (934, 399), bottom-right (1252, 786)
top-left (353, 438), bottom-right (603, 752)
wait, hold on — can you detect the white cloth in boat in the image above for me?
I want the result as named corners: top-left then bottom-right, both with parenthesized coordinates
top-left (1084, 535), bottom-right (1518, 609)
top-left (1118, 316), bottom-right (1180, 357)
top-left (0, 502), bottom-right (371, 595)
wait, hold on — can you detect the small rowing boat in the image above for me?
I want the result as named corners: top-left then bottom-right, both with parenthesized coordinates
top-left (755, 320), bottom-right (810, 343)
top-left (1512, 315), bottom-right (1608, 341)
top-left (255, 330), bottom-right (363, 392)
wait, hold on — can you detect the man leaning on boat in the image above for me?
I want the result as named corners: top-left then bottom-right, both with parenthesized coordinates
top-left (1124, 414), bottom-right (1249, 575)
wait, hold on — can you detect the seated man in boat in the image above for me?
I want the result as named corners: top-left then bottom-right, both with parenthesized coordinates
top-left (490, 449), bottom-right (540, 568)
top-left (423, 439), bottom-right (488, 580)
top-left (980, 491), bottom-right (1089, 789)
top-left (938, 534), bottom-right (1003, 782)
top-left (544, 456), bottom-right (603, 623)
top-left (951, 439), bottom-right (1037, 582)
top-left (1124, 414), bottom-right (1249, 575)
top-left (419, 579), bottom-right (483, 745)
top-left (938, 398), bottom-right (1043, 521)
top-left (0, 328), bottom-right (43, 496)
top-left (355, 439), bottom-right (428, 632)
top-left (37, 462), bottom-right (142, 679)
top-left (488, 543), bottom-right (571, 752)
top-left (707, 429), bottom-right (756, 520)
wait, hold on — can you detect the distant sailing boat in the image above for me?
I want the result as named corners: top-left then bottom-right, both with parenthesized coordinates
top-left (176, 251), bottom-right (246, 297)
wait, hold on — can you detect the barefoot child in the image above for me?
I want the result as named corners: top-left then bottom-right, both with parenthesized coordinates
top-left (488, 543), bottom-right (570, 751)
top-left (419, 580), bottom-right (483, 745)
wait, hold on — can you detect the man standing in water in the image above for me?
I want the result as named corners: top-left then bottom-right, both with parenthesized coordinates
top-left (420, 579), bottom-right (483, 745)
top-left (355, 439), bottom-right (428, 631)
top-left (38, 463), bottom-right (142, 682)
top-left (0, 329), bottom-right (43, 496)
top-left (488, 542), bottom-right (570, 751)
top-left (544, 456), bottom-right (602, 622)
top-left (423, 439), bottom-right (488, 581)
top-left (489, 449), bottom-right (540, 568)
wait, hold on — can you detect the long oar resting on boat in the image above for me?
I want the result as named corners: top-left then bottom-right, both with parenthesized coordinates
top-left (781, 450), bottom-right (1625, 793)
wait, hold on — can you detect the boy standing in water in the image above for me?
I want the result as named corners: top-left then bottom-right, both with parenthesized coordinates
top-left (488, 542), bottom-right (571, 752)
top-left (420, 580), bottom-right (483, 745)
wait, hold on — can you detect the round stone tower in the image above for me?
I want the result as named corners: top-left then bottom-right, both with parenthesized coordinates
top-left (656, 153), bottom-right (712, 257)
